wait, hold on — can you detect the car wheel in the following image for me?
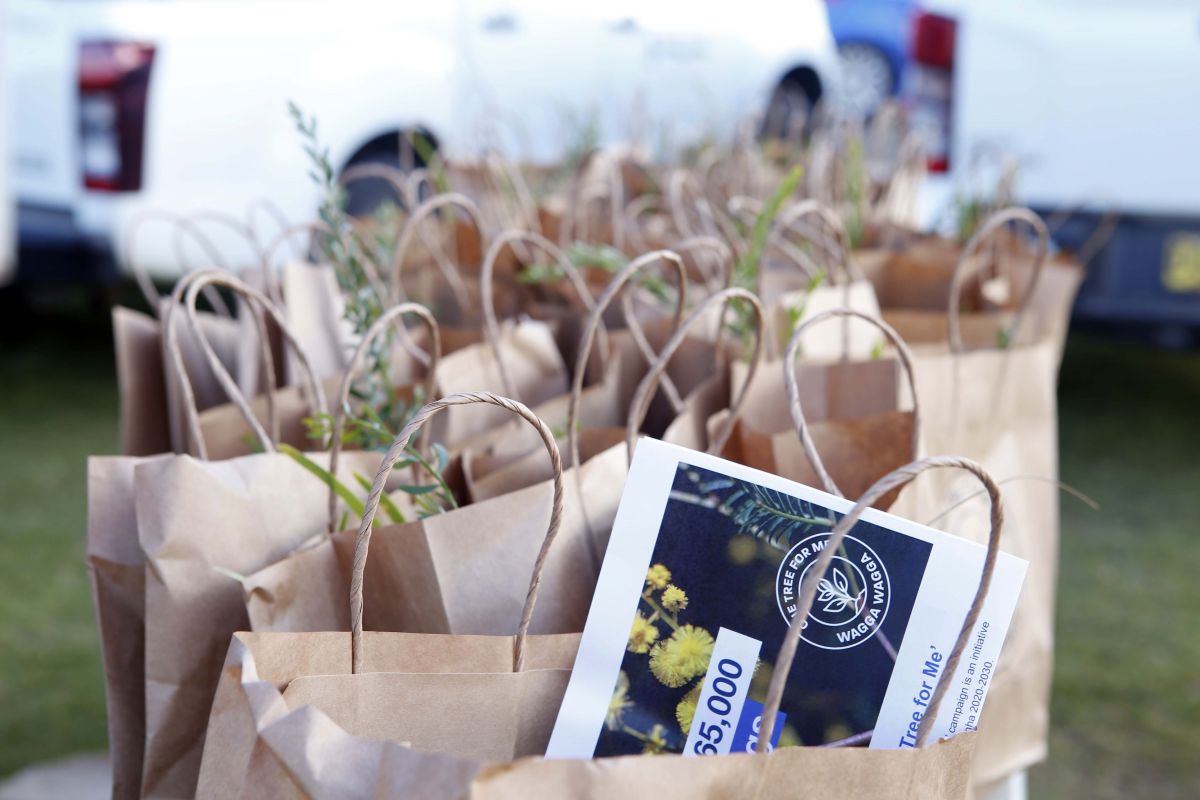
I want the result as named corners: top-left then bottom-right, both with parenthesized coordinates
top-left (762, 83), bottom-right (813, 141)
top-left (341, 131), bottom-right (435, 218)
top-left (341, 148), bottom-right (407, 218)
top-left (837, 43), bottom-right (895, 118)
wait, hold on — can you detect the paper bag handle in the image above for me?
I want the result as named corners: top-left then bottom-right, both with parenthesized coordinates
top-left (259, 220), bottom-right (337, 307)
top-left (486, 152), bottom-right (543, 239)
top-left (388, 192), bottom-right (486, 308)
top-left (672, 235), bottom-right (735, 294)
top-left (124, 210), bottom-right (233, 318)
top-left (784, 309), bottom-right (922, 498)
top-left (327, 302), bottom-right (441, 533)
top-left (948, 206), bottom-right (1048, 353)
top-left (767, 199), bottom-right (861, 287)
top-left (625, 287), bottom-right (766, 462)
top-left (350, 392), bottom-right (563, 674)
top-left (667, 169), bottom-right (721, 240)
top-left (160, 269), bottom-right (275, 453)
top-left (622, 194), bottom-right (662, 255)
top-left (166, 269), bottom-right (329, 460)
top-left (481, 229), bottom-right (606, 399)
top-left (338, 161), bottom-right (409, 201)
top-left (566, 250), bottom-right (688, 474)
top-left (260, 220), bottom-right (334, 271)
top-left (1045, 198), bottom-right (1118, 269)
top-left (758, 456), bottom-right (1003, 752)
top-left (171, 210), bottom-right (262, 278)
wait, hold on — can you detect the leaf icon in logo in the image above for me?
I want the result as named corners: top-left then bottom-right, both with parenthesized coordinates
top-left (822, 596), bottom-right (849, 614)
top-left (854, 588), bottom-right (867, 614)
top-left (817, 579), bottom-right (836, 604)
top-left (833, 567), bottom-right (849, 595)
top-left (816, 567), bottom-right (858, 616)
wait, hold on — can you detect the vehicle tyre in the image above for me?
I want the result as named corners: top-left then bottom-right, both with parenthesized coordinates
top-left (762, 82), bottom-right (814, 141)
top-left (837, 42), bottom-right (895, 118)
top-left (342, 146), bottom-right (406, 218)
top-left (340, 131), bottom-right (436, 218)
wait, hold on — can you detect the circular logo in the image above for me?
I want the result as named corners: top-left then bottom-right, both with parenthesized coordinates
top-left (775, 533), bottom-right (891, 650)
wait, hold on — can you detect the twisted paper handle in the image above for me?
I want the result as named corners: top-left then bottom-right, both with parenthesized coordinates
top-left (258, 220), bottom-right (336, 307)
top-left (757, 456), bottom-right (1003, 752)
top-left (165, 269), bottom-right (328, 460)
top-left (327, 302), bottom-right (441, 533)
top-left (388, 192), bottom-right (486, 308)
top-left (124, 210), bottom-right (232, 317)
top-left (349, 392), bottom-right (563, 675)
top-left (948, 206), bottom-right (1048, 353)
top-left (768, 199), bottom-right (860, 286)
top-left (784, 308), bottom-right (922, 497)
top-left (625, 287), bottom-right (766, 461)
top-left (566, 250), bottom-right (688, 474)
top-left (480, 228), bottom-right (605, 398)
top-left (1045, 198), bottom-right (1118, 268)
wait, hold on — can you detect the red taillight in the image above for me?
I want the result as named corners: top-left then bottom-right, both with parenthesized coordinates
top-left (78, 40), bottom-right (155, 192)
top-left (905, 11), bottom-right (956, 172)
top-left (912, 12), bottom-right (956, 69)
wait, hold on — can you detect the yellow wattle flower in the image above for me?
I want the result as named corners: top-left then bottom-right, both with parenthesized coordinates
top-left (661, 584), bottom-right (688, 612)
top-left (606, 671), bottom-right (633, 731)
top-left (627, 612), bottom-right (660, 654)
top-left (649, 625), bottom-right (715, 688)
top-left (646, 563), bottom-right (672, 590)
top-left (675, 682), bottom-right (703, 735)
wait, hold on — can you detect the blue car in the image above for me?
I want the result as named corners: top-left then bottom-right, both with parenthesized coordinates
top-left (824, 0), bottom-right (916, 117)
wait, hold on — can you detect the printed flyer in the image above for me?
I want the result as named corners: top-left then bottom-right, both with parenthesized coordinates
top-left (546, 439), bottom-right (1027, 759)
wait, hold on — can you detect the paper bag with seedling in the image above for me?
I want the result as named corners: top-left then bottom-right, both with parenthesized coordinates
top-left (196, 392), bottom-right (587, 798)
top-left (120, 271), bottom-right (405, 798)
top-left (883, 209), bottom-right (1084, 785)
top-left (879, 207), bottom-right (1081, 355)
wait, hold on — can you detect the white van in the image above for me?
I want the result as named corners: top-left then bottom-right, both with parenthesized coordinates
top-left (912, 0), bottom-right (1200, 341)
top-left (7, 0), bottom-right (841, 283)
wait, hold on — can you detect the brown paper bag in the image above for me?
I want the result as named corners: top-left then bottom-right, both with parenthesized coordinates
top-left (198, 391), bottom-right (585, 797)
top-left (86, 455), bottom-right (168, 799)
top-left (715, 309), bottom-right (921, 510)
top-left (884, 209), bottom-right (1083, 784)
top-left (904, 344), bottom-right (1065, 786)
top-left (134, 447), bottom-right (388, 798)
top-left (119, 213), bottom-right (256, 455)
top-left (138, 270), bottom-right (353, 797)
top-left (877, 208), bottom-right (1076, 356)
top-left (112, 307), bottom-right (172, 456)
top-left (453, 249), bottom-right (694, 483)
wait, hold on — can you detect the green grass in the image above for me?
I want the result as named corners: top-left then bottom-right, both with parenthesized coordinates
top-left (1030, 333), bottom-right (1200, 799)
top-left (0, 299), bottom-right (1196, 795)
top-left (0, 305), bottom-right (116, 776)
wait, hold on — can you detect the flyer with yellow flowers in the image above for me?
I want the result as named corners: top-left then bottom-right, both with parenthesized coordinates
top-left (546, 438), bottom-right (1027, 758)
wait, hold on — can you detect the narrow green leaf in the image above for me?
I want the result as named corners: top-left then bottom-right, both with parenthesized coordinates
top-left (395, 483), bottom-right (440, 496)
top-left (353, 472), bottom-right (407, 524)
top-left (278, 444), bottom-right (374, 525)
top-left (432, 443), bottom-right (449, 474)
